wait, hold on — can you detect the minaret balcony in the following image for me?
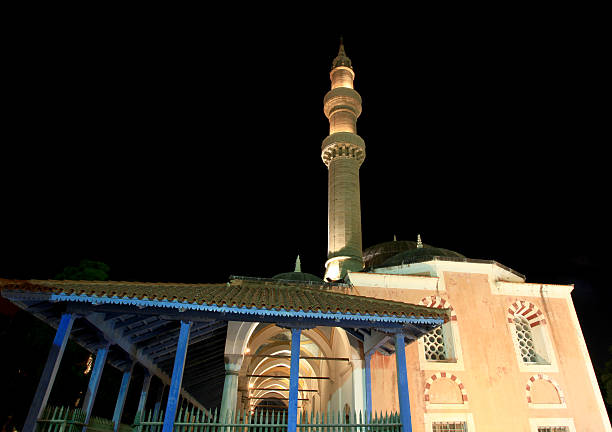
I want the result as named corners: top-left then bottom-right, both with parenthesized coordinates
top-left (321, 132), bottom-right (365, 167)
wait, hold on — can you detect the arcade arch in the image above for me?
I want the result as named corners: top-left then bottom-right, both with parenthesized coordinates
top-left (234, 324), bottom-right (359, 416)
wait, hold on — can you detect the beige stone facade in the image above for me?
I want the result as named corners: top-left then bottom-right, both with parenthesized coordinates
top-left (347, 262), bottom-right (611, 431)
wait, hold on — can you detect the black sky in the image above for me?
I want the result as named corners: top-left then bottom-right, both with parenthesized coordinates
top-left (1, 9), bottom-right (609, 371)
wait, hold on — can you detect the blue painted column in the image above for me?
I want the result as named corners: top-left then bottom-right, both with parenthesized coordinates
top-left (153, 384), bottom-right (166, 419)
top-left (112, 362), bottom-right (134, 432)
top-left (162, 321), bottom-right (192, 432)
top-left (23, 312), bottom-right (75, 432)
top-left (287, 327), bottom-right (301, 432)
top-left (364, 352), bottom-right (372, 422)
top-left (82, 343), bottom-right (110, 431)
top-left (394, 332), bottom-right (412, 432)
top-left (135, 370), bottom-right (152, 422)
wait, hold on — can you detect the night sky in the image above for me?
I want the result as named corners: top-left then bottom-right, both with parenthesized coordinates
top-left (1, 10), bottom-right (608, 378)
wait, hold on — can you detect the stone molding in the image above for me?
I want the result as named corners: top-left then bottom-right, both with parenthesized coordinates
top-left (507, 300), bottom-right (546, 327)
top-left (323, 87), bottom-right (362, 118)
top-left (419, 295), bottom-right (457, 321)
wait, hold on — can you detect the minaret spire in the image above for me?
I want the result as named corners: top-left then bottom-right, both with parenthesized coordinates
top-left (333, 37), bottom-right (352, 69)
top-left (322, 40), bottom-right (366, 281)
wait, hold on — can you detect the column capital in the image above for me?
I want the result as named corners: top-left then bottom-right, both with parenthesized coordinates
top-left (224, 354), bottom-right (243, 373)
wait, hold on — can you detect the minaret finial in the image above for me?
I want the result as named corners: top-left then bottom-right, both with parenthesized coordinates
top-left (294, 255), bottom-right (302, 273)
top-left (332, 37), bottom-right (352, 69)
top-left (417, 234), bottom-right (423, 248)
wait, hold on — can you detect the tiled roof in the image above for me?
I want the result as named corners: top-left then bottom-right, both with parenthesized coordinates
top-left (0, 277), bottom-right (450, 321)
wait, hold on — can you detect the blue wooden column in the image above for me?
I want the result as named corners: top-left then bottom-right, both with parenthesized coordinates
top-left (162, 321), bottom-right (192, 432)
top-left (112, 362), bottom-right (134, 432)
top-left (394, 332), bottom-right (412, 432)
top-left (23, 312), bottom-right (75, 432)
top-left (82, 343), bottom-right (110, 431)
top-left (153, 384), bottom-right (166, 419)
top-left (135, 370), bottom-right (152, 422)
top-left (287, 327), bottom-right (301, 432)
top-left (364, 352), bottom-right (372, 422)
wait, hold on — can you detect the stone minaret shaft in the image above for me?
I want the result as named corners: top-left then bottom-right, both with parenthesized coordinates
top-left (322, 42), bottom-right (365, 281)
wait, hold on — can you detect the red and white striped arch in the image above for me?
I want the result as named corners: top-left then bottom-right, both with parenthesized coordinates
top-left (507, 300), bottom-right (547, 327)
top-left (525, 374), bottom-right (565, 404)
top-left (424, 372), bottom-right (468, 402)
top-left (419, 295), bottom-right (457, 321)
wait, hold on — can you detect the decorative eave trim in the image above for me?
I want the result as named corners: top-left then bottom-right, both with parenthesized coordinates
top-left (1, 290), bottom-right (446, 326)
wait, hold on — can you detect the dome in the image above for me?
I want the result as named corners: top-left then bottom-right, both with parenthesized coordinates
top-left (271, 271), bottom-right (324, 283)
top-left (363, 237), bottom-right (465, 269)
top-left (363, 240), bottom-right (419, 269)
top-left (271, 255), bottom-right (324, 283)
top-left (381, 246), bottom-right (465, 268)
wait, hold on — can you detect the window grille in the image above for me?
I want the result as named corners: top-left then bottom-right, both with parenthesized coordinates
top-left (537, 427), bottom-right (569, 432)
top-left (432, 421), bottom-right (467, 431)
top-left (514, 315), bottom-right (537, 362)
top-left (424, 326), bottom-right (447, 361)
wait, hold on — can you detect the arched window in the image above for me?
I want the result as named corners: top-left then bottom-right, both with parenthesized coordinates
top-left (419, 296), bottom-right (460, 364)
top-left (507, 301), bottom-right (555, 369)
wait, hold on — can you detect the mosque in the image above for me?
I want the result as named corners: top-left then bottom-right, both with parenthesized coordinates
top-left (1, 43), bottom-right (610, 432)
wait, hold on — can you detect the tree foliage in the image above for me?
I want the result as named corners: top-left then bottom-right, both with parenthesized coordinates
top-left (54, 259), bottom-right (110, 281)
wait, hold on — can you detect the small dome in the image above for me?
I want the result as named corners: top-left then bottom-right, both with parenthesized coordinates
top-left (271, 271), bottom-right (324, 283)
top-left (363, 238), bottom-right (464, 269)
top-left (271, 255), bottom-right (323, 283)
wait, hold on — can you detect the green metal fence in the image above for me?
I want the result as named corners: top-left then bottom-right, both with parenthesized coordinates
top-left (37, 406), bottom-right (85, 432)
top-left (37, 407), bottom-right (131, 432)
top-left (134, 407), bottom-right (402, 432)
top-left (38, 406), bottom-right (401, 432)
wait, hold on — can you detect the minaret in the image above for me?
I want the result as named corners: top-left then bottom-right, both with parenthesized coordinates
top-left (322, 40), bottom-right (366, 281)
